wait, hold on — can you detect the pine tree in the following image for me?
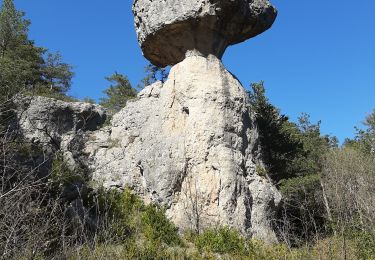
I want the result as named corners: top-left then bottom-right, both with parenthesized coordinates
top-left (0, 0), bottom-right (74, 101)
top-left (100, 72), bottom-right (137, 113)
top-left (249, 82), bottom-right (334, 182)
top-left (138, 64), bottom-right (168, 89)
top-left (0, 0), bottom-right (29, 56)
top-left (42, 52), bottom-right (74, 94)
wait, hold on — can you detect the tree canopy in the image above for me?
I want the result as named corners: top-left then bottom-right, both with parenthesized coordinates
top-left (138, 64), bottom-right (169, 89)
top-left (100, 72), bottom-right (137, 113)
top-left (0, 0), bottom-right (73, 102)
top-left (249, 82), bottom-right (335, 183)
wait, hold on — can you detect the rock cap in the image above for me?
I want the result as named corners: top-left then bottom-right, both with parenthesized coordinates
top-left (133, 0), bottom-right (277, 67)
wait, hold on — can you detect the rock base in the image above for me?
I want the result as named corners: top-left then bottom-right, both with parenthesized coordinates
top-left (86, 55), bottom-right (281, 242)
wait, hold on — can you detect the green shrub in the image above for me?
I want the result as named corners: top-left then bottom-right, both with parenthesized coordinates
top-left (93, 188), bottom-right (181, 247)
top-left (141, 205), bottom-right (182, 246)
top-left (194, 227), bottom-right (245, 254)
top-left (349, 230), bottom-right (375, 259)
top-left (246, 240), bottom-right (290, 260)
top-left (94, 188), bottom-right (143, 242)
top-left (50, 154), bottom-right (85, 186)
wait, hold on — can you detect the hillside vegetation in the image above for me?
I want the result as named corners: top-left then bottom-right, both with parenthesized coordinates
top-left (1, 1), bottom-right (375, 259)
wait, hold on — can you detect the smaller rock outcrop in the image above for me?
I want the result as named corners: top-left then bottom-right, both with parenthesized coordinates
top-left (15, 96), bottom-right (106, 149)
top-left (13, 96), bottom-right (106, 233)
top-left (133, 0), bottom-right (277, 67)
top-left (15, 96), bottom-right (107, 171)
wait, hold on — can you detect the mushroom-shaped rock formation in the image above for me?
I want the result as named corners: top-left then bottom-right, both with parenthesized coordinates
top-left (133, 0), bottom-right (277, 67)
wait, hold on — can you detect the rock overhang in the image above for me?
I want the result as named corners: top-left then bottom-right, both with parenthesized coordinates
top-left (133, 0), bottom-right (277, 67)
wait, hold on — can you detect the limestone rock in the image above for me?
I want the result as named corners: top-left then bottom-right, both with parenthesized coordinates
top-left (133, 0), bottom-right (277, 66)
top-left (86, 55), bottom-right (281, 242)
top-left (15, 95), bottom-right (107, 173)
top-left (15, 95), bottom-right (106, 150)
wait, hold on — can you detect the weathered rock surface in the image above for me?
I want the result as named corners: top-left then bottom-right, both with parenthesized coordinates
top-left (15, 96), bottom-right (107, 171)
top-left (85, 55), bottom-right (281, 242)
top-left (133, 0), bottom-right (277, 66)
top-left (13, 96), bottom-right (106, 231)
top-left (15, 96), bottom-right (106, 149)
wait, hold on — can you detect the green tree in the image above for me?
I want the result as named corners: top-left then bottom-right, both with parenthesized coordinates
top-left (0, 0), bottom-right (29, 56)
top-left (41, 52), bottom-right (74, 94)
top-left (291, 113), bottom-right (336, 176)
top-left (138, 64), bottom-right (168, 89)
top-left (249, 82), bottom-right (335, 182)
top-left (249, 81), bottom-right (303, 182)
top-left (0, 0), bottom-right (43, 100)
top-left (0, 0), bottom-right (73, 101)
top-left (100, 72), bottom-right (137, 113)
top-left (249, 82), bottom-right (337, 245)
top-left (348, 109), bottom-right (375, 155)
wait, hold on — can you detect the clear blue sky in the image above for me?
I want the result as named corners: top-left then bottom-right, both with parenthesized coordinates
top-left (11, 0), bottom-right (375, 142)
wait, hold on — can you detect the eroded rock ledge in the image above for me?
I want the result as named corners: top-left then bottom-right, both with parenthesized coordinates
top-left (133, 0), bottom-right (277, 66)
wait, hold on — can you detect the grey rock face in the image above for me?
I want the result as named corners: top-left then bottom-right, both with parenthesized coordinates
top-left (85, 55), bottom-right (281, 242)
top-left (133, 0), bottom-right (277, 66)
top-left (13, 57), bottom-right (281, 243)
top-left (15, 96), bottom-right (107, 171)
top-left (13, 96), bottom-right (106, 231)
top-left (15, 96), bottom-right (106, 149)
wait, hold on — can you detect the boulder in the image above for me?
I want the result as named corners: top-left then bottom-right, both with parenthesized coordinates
top-left (133, 0), bottom-right (277, 66)
top-left (15, 96), bottom-right (107, 171)
top-left (15, 95), bottom-right (106, 149)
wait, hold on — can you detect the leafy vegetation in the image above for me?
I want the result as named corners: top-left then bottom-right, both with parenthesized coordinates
top-left (192, 227), bottom-right (245, 254)
top-left (249, 81), bottom-right (375, 258)
top-left (249, 82), bottom-right (336, 183)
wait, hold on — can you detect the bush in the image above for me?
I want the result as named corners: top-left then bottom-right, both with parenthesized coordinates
top-left (93, 188), bottom-right (181, 247)
top-left (50, 154), bottom-right (85, 185)
top-left (352, 231), bottom-right (375, 259)
top-left (141, 205), bottom-right (182, 246)
top-left (278, 174), bottom-right (328, 246)
top-left (194, 227), bottom-right (245, 254)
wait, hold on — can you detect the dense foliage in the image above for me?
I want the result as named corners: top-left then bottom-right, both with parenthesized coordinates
top-left (0, 0), bottom-right (73, 102)
top-left (249, 82), bottom-right (336, 183)
top-left (249, 82), bottom-right (375, 258)
top-left (99, 72), bottom-right (137, 113)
